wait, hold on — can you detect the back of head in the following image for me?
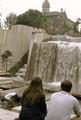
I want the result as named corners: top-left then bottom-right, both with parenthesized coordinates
top-left (23, 77), bottom-right (43, 105)
top-left (30, 77), bottom-right (43, 90)
top-left (61, 80), bottom-right (72, 92)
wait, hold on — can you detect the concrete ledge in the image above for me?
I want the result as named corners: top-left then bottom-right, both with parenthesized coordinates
top-left (71, 115), bottom-right (77, 119)
top-left (71, 116), bottom-right (81, 120)
top-left (0, 108), bottom-right (19, 120)
top-left (12, 106), bottom-right (81, 120)
top-left (12, 106), bottom-right (21, 113)
top-left (43, 82), bottom-right (61, 92)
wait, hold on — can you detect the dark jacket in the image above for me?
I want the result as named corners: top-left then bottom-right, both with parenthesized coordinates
top-left (19, 95), bottom-right (47, 120)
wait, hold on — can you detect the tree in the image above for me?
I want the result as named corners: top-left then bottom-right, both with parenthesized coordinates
top-left (5, 12), bottom-right (17, 29)
top-left (60, 22), bottom-right (72, 35)
top-left (16, 9), bottom-right (48, 30)
top-left (73, 20), bottom-right (80, 36)
top-left (1, 50), bottom-right (12, 75)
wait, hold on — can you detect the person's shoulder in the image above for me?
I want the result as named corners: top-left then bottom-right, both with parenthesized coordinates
top-left (51, 91), bottom-right (61, 97)
top-left (69, 94), bottom-right (79, 102)
top-left (53, 91), bottom-right (61, 95)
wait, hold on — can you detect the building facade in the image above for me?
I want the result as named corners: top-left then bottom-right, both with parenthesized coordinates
top-left (42, 0), bottom-right (74, 35)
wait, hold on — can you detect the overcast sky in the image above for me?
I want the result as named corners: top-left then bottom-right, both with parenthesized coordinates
top-left (1, 0), bottom-right (81, 22)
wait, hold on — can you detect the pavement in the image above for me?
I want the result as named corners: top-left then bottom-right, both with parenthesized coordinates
top-left (0, 107), bottom-right (81, 120)
top-left (0, 108), bottom-right (19, 120)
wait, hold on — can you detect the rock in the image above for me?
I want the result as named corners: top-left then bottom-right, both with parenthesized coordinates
top-left (25, 42), bottom-right (57, 82)
top-left (25, 41), bottom-right (81, 94)
top-left (0, 108), bottom-right (19, 120)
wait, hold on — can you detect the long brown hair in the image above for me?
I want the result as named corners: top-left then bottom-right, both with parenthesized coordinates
top-left (21, 77), bottom-right (44, 105)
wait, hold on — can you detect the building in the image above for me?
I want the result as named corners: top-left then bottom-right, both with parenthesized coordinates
top-left (42, 0), bottom-right (74, 35)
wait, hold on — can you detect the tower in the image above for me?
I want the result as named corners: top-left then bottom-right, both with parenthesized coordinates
top-left (42, 0), bottom-right (50, 14)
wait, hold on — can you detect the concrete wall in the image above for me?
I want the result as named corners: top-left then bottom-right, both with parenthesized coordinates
top-left (0, 25), bottom-right (47, 72)
top-left (25, 40), bottom-right (81, 94)
top-left (0, 25), bottom-right (33, 72)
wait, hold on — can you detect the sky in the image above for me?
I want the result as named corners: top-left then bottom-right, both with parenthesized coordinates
top-left (0, 0), bottom-right (81, 23)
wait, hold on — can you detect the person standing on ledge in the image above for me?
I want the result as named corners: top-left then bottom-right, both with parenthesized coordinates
top-left (19, 77), bottom-right (47, 120)
top-left (45, 80), bottom-right (81, 120)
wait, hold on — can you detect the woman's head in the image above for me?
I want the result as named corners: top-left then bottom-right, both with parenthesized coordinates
top-left (23, 77), bottom-right (44, 105)
top-left (29, 77), bottom-right (43, 90)
top-left (61, 80), bottom-right (72, 92)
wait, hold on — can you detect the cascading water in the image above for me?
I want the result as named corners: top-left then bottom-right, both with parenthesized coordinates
top-left (25, 40), bottom-right (81, 94)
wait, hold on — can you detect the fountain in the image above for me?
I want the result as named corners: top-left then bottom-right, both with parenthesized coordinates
top-left (25, 36), bottom-right (81, 94)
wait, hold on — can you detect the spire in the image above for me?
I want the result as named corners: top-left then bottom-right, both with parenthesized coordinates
top-left (42, 0), bottom-right (50, 14)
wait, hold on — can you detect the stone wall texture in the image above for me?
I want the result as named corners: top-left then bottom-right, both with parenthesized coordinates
top-left (0, 25), bottom-right (46, 72)
top-left (0, 25), bottom-right (34, 71)
top-left (25, 40), bottom-right (81, 94)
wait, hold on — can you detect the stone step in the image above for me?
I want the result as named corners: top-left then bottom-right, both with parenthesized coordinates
top-left (71, 116), bottom-right (81, 120)
top-left (0, 107), bottom-right (80, 120)
top-left (11, 105), bottom-right (81, 120)
top-left (0, 80), bottom-right (14, 85)
top-left (0, 77), bottom-right (12, 81)
top-left (0, 84), bottom-right (14, 89)
top-left (12, 106), bottom-right (21, 113)
top-left (43, 82), bottom-right (61, 92)
top-left (14, 64), bottom-right (27, 78)
top-left (0, 85), bottom-right (28, 98)
top-left (0, 108), bottom-right (19, 120)
top-left (23, 64), bottom-right (27, 68)
top-left (15, 73), bottom-right (25, 77)
top-left (18, 68), bottom-right (26, 73)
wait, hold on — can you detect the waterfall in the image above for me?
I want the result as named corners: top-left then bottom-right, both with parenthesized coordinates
top-left (25, 40), bottom-right (81, 94)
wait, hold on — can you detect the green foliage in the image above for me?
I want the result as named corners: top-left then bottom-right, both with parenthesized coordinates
top-left (73, 21), bottom-right (79, 33)
top-left (5, 12), bottom-right (17, 29)
top-left (72, 20), bottom-right (81, 37)
top-left (16, 9), bottom-right (48, 30)
top-left (1, 50), bottom-right (12, 75)
top-left (60, 22), bottom-right (72, 35)
top-left (1, 50), bottom-right (12, 61)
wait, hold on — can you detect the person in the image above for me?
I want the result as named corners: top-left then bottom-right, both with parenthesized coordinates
top-left (45, 80), bottom-right (81, 120)
top-left (1, 92), bottom-right (20, 109)
top-left (4, 92), bottom-right (20, 103)
top-left (5, 92), bottom-right (17, 101)
top-left (19, 77), bottom-right (47, 120)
